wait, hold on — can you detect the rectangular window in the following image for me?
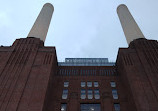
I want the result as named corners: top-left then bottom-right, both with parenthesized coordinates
top-left (112, 89), bottom-right (118, 99)
top-left (62, 89), bottom-right (68, 99)
top-left (94, 89), bottom-right (100, 99)
top-left (88, 89), bottom-right (93, 99)
top-left (110, 81), bottom-right (116, 87)
top-left (81, 89), bottom-right (86, 99)
top-left (81, 82), bottom-right (86, 87)
top-left (114, 103), bottom-right (120, 111)
top-left (81, 104), bottom-right (101, 111)
top-left (61, 104), bottom-right (67, 111)
top-left (94, 81), bottom-right (99, 87)
top-left (64, 82), bottom-right (69, 87)
top-left (87, 81), bottom-right (92, 87)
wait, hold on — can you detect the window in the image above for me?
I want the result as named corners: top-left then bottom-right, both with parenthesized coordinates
top-left (114, 103), bottom-right (120, 111)
top-left (64, 82), bottom-right (69, 87)
top-left (94, 82), bottom-right (99, 87)
top-left (94, 89), bottom-right (100, 99)
top-left (110, 81), bottom-right (116, 87)
top-left (81, 82), bottom-right (86, 87)
top-left (62, 89), bottom-right (68, 99)
top-left (87, 82), bottom-right (92, 87)
top-left (81, 104), bottom-right (101, 111)
top-left (112, 89), bottom-right (118, 99)
top-left (61, 104), bottom-right (67, 111)
top-left (88, 89), bottom-right (93, 99)
top-left (81, 89), bottom-right (86, 99)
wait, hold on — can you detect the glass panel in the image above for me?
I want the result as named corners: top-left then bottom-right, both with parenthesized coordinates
top-left (81, 104), bottom-right (101, 111)
top-left (87, 82), bottom-right (92, 87)
top-left (88, 89), bottom-right (93, 99)
top-left (94, 89), bottom-right (100, 99)
top-left (81, 82), bottom-right (86, 87)
top-left (62, 89), bottom-right (68, 99)
top-left (81, 89), bottom-right (86, 99)
top-left (64, 82), bottom-right (69, 87)
top-left (110, 81), bottom-right (116, 87)
top-left (114, 103), bottom-right (120, 111)
top-left (61, 104), bottom-right (67, 111)
top-left (112, 89), bottom-right (118, 99)
top-left (94, 82), bottom-right (99, 87)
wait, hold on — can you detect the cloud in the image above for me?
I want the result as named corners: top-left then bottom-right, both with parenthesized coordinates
top-left (0, 11), bottom-right (10, 27)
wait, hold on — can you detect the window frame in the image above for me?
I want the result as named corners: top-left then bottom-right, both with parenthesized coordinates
top-left (87, 81), bottom-right (92, 87)
top-left (62, 89), bottom-right (68, 99)
top-left (81, 89), bottom-right (86, 99)
top-left (61, 103), bottom-right (67, 111)
top-left (114, 103), bottom-right (120, 111)
top-left (81, 81), bottom-right (86, 87)
top-left (110, 81), bottom-right (116, 87)
top-left (112, 89), bottom-right (118, 99)
top-left (94, 89), bottom-right (100, 99)
top-left (87, 89), bottom-right (93, 99)
top-left (64, 81), bottom-right (69, 87)
top-left (94, 81), bottom-right (99, 87)
top-left (80, 104), bottom-right (101, 111)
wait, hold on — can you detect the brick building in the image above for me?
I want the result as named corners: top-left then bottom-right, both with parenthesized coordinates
top-left (0, 3), bottom-right (158, 111)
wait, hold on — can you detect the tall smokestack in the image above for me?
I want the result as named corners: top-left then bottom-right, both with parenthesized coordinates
top-left (117, 4), bottom-right (145, 44)
top-left (27, 3), bottom-right (54, 42)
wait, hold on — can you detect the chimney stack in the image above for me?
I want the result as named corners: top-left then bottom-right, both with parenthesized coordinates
top-left (117, 4), bottom-right (145, 44)
top-left (27, 3), bottom-right (54, 42)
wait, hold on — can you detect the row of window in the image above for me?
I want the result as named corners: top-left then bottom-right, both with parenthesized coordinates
top-left (81, 89), bottom-right (100, 99)
top-left (62, 81), bottom-right (117, 99)
top-left (62, 89), bottom-right (100, 100)
top-left (64, 81), bottom-right (116, 88)
top-left (62, 89), bottom-right (118, 100)
top-left (59, 69), bottom-right (116, 76)
top-left (81, 81), bottom-right (99, 87)
top-left (61, 103), bottom-right (120, 111)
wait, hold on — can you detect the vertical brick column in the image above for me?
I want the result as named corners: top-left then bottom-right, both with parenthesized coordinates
top-left (102, 92), bottom-right (113, 111)
top-left (68, 92), bottom-right (79, 111)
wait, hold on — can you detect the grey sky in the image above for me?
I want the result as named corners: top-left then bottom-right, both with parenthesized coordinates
top-left (0, 0), bottom-right (158, 62)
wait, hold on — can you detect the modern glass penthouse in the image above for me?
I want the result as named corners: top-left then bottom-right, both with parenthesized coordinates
top-left (58, 58), bottom-right (115, 66)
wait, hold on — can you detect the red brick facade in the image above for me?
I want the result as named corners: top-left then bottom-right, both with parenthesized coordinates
top-left (0, 37), bottom-right (157, 111)
top-left (116, 38), bottom-right (158, 111)
top-left (0, 37), bottom-right (57, 111)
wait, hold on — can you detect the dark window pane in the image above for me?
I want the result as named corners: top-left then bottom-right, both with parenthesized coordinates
top-left (110, 81), bottom-right (116, 87)
top-left (62, 89), bottom-right (68, 99)
top-left (87, 82), bottom-right (92, 87)
top-left (64, 82), bottom-right (69, 87)
top-left (112, 89), bottom-right (118, 99)
top-left (61, 104), bottom-right (67, 111)
top-left (94, 89), bottom-right (100, 99)
top-left (81, 104), bottom-right (101, 111)
top-left (94, 82), bottom-right (99, 87)
top-left (81, 82), bottom-right (86, 87)
top-left (81, 89), bottom-right (86, 99)
top-left (88, 89), bottom-right (93, 99)
top-left (114, 103), bottom-right (120, 111)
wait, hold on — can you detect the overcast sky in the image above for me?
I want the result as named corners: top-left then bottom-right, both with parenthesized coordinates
top-left (0, 0), bottom-right (158, 62)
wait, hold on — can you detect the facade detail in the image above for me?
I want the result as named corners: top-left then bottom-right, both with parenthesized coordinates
top-left (0, 3), bottom-right (157, 111)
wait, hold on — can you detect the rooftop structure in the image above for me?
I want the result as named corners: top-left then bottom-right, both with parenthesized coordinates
top-left (58, 58), bottom-right (115, 66)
